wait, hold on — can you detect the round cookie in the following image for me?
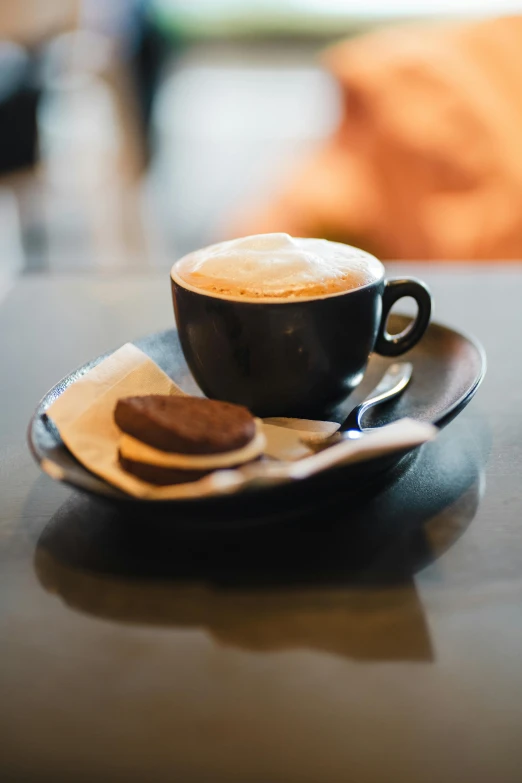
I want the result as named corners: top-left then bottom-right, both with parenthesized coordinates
top-left (114, 395), bottom-right (256, 455)
top-left (118, 455), bottom-right (210, 486)
top-left (118, 453), bottom-right (262, 486)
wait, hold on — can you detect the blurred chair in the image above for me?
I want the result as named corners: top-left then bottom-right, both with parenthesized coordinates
top-left (0, 41), bottom-right (38, 176)
top-left (230, 15), bottom-right (522, 260)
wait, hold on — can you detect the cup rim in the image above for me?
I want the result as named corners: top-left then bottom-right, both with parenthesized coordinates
top-left (170, 262), bottom-right (385, 305)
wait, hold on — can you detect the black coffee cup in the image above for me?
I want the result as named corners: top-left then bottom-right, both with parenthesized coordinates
top-left (171, 254), bottom-right (431, 418)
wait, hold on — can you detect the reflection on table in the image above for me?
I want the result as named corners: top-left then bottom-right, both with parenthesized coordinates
top-left (35, 415), bottom-right (489, 662)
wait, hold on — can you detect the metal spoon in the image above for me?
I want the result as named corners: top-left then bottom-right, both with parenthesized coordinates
top-left (205, 362), bottom-right (422, 492)
top-left (338, 362), bottom-right (413, 440)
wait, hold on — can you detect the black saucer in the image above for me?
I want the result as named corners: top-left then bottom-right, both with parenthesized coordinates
top-left (27, 315), bottom-right (486, 510)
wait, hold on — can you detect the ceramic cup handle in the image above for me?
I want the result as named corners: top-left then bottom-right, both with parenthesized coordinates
top-left (374, 278), bottom-right (432, 357)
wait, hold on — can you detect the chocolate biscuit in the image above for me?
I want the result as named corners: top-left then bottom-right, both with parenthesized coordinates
top-left (118, 452), bottom-right (261, 486)
top-left (114, 395), bottom-right (256, 454)
top-left (118, 454), bottom-right (210, 485)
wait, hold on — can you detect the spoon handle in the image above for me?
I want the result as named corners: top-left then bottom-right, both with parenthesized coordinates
top-left (340, 362), bottom-right (413, 433)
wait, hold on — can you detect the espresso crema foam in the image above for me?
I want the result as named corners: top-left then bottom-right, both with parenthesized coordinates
top-left (172, 233), bottom-right (383, 300)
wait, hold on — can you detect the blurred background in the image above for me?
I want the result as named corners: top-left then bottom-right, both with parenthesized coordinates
top-left (1, 0), bottom-right (522, 290)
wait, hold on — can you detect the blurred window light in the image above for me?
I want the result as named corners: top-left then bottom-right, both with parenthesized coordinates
top-left (153, 0), bottom-right (522, 32)
top-left (155, 64), bottom-right (339, 140)
top-left (151, 55), bottom-right (340, 251)
top-left (282, 0), bottom-right (522, 14)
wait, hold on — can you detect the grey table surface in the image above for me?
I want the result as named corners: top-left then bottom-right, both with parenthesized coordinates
top-left (1, 265), bottom-right (522, 783)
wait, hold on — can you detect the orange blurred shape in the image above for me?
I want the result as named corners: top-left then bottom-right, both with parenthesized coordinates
top-left (231, 16), bottom-right (522, 261)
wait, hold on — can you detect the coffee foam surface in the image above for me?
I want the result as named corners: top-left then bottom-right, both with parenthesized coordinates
top-left (172, 233), bottom-right (383, 300)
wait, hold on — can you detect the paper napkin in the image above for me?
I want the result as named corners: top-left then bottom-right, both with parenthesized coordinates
top-left (46, 344), bottom-right (436, 500)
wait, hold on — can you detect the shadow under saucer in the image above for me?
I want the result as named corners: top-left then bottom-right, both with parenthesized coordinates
top-left (34, 414), bottom-right (489, 663)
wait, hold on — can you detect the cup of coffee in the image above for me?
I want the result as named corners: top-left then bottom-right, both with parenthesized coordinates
top-left (171, 234), bottom-right (431, 418)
